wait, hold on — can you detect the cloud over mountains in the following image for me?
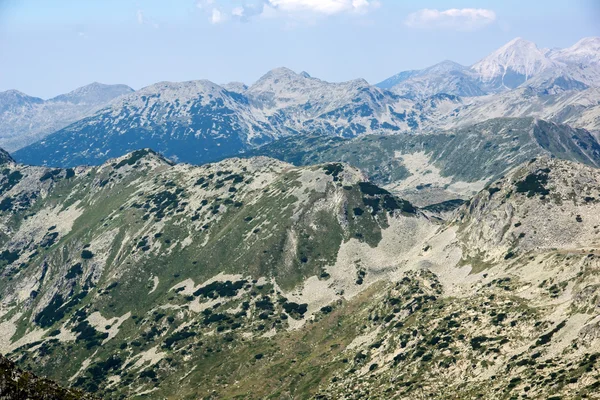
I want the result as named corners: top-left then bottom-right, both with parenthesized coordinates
top-left (405, 8), bottom-right (496, 31)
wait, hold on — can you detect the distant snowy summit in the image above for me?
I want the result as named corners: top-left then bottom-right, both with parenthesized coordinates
top-left (378, 36), bottom-right (600, 97)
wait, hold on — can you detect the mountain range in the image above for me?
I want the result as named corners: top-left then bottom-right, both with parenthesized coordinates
top-left (5, 37), bottom-right (600, 168)
top-left (378, 37), bottom-right (600, 97)
top-left (0, 83), bottom-right (133, 152)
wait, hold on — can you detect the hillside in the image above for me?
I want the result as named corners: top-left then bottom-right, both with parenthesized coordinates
top-left (1, 146), bottom-right (600, 398)
top-left (0, 148), bottom-right (426, 398)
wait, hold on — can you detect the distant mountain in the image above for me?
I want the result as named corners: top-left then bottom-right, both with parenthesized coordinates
top-left (49, 82), bottom-right (133, 105)
top-left (0, 83), bottom-right (133, 152)
top-left (222, 81), bottom-right (249, 94)
top-left (379, 37), bottom-right (600, 98)
top-left (11, 38), bottom-right (600, 168)
top-left (13, 69), bottom-right (419, 167)
top-left (373, 69), bottom-right (422, 89)
top-left (549, 37), bottom-right (600, 65)
top-left (471, 37), bottom-right (556, 90)
top-left (377, 61), bottom-right (486, 98)
top-left (13, 80), bottom-right (276, 167)
top-left (246, 67), bottom-right (412, 136)
top-left (438, 86), bottom-right (600, 134)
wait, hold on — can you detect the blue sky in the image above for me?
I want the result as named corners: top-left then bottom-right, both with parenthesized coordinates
top-left (1, 0), bottom-right (599, 98)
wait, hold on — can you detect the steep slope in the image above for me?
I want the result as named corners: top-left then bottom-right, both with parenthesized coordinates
top-left (0, 353), bottom-right (93, 399)
top-left (0, 83), bottom-right (133, 152)
top-left (248, 118), bottom-right (600, 205)
top-left (0, 149), bottom-right (426, 398)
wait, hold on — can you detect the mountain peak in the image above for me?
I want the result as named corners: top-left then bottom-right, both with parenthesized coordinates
top-left (248, 67), bottom-right (318, 95)
top-left (0, 89), bottom-right (43, 103)
top-left (106, 148), bottom-right (174, 169)
top-left (502, 36), bottom-right (533, 47)
top-left (48, 82), bottom-right (133, 105)
top-left (1, 89), bottom-right (29, 97)
top-left (255, 67), bottom-right (305, 83)
top-left (573, 36), bottom-right (600, 46)
top-left (471, 37), bottom-right (554, 88)
top-left (222, 81), bottom-right (249, 94)
top-left (424, 60), bottom-right (467, 73)
top-left (550, 36), bottom-right (600, 65)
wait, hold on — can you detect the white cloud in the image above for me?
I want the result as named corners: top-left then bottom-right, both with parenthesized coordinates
top-left (211, 8), bottom-right (224, 24)
top-left (196, 0), bottom-right (215, 9)
top-left (232, 7), bottom-right (244, 17)
top-left (267, 0), bottom-right (374, 15)
top-left (405, 8), bottom-right (496, 31)
top-left (136, 9), bottom-right (160, 28)
top-left (199, 0), bottom-right (378, 25)
top-left (137, 9), bottom-right (144, 25)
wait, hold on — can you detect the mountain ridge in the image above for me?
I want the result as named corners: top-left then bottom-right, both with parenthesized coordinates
top-left (378, 36), bottom-right (600, 98)
top-left (0, 83), bottom-right (133, 152)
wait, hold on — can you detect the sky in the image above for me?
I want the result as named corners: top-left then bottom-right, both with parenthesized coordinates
top-left (1, 0), bottom-right (599, 99)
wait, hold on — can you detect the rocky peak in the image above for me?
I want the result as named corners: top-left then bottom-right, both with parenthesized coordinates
top-left (423, 60), bottom-right (468, 74)
top-left (48, 82), bottom-right (133, 105)
top-left (105, 148), bottom-right (175, 170)
top-left (0, 90), bottom-right (44, 111)
top-left (471, 37), bottom-right (555, 84)
top-left (247, 67), bottom-right (317, 95)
